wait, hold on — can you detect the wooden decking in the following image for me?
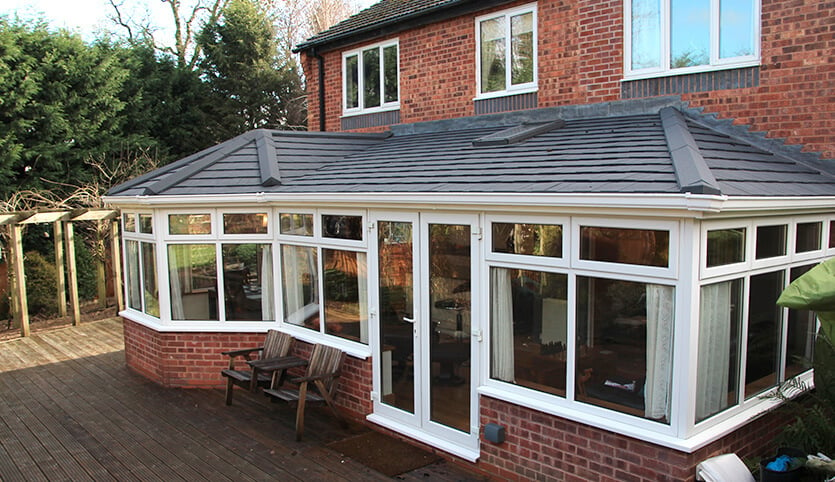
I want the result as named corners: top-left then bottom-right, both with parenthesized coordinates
top-left (0, 319), bottom-right (483, 481)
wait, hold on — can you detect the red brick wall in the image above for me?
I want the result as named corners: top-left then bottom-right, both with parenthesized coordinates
top-left (302, 0), bottom-right (835, 158)
top-left (479, 396), bottom-right (790, 482)
top-left (121, 318), bottom-right (372, 416)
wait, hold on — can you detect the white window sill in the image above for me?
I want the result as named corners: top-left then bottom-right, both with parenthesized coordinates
top-left (473, 86), bottom-right (538, 102)
top-left (622, 59), bottom-right (760, 82)
top-left (341, 104), bottom-right (400, 119)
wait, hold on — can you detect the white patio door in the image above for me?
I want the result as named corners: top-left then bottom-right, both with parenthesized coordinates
top-left (369, 212), bottom-right (481, 460)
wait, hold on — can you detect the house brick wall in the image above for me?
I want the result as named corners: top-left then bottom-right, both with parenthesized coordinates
top-left (302, 0), bottom-right (835, 158)
top-left (478, 396), bottom-right (791, 482)
top-left (121, 318), bottom-right (372, 416)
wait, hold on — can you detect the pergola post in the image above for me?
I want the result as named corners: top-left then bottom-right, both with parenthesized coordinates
top-left (9, 223), bottom-right (29, 337)
top-left (111, 219), bottom-right (124, 311)
top-left (54, 221), bottom-right (67, 317)
top-left (63, 221), bottom-right (81, 325)
top-left (96, 220), bottom-right (107, 309)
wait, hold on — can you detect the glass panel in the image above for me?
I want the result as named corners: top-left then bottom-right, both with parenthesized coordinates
top-left (429, 223), bottom-right (471, 432)
top-left (126, 240), bottom-right (141, 310)
top-left (755, 224), bottom-right (787, 259)
top-left (580, 226), bottom-right (669, 267)
top-left (631, 0), bottom-right (661, 70)
top-left (492, 222), bottom-right (562, 257)
top-left (745, 270), bottom-right (784, 398)
top-left (223, 213), bottom-right (268, 235)
top-left (167, 244), bottom-right (218, 320)
top-left (168, 214), bottom-right (211, 235)
top-left (279, 213), bottom-right (313, 236)
top-left (696, 279), bottom-right (743, 422)
top-left (141, 243), bottom-right (159, 317)
top-left (123, 213), bottom-right (136, 232)
top-left (378, 221), bottom-right (415, 413)
top-left (796, 222), bottom-right (822, 253)
top-left (510, 12), bottom-right (534, 85)
top-left (785, 264), bottom-right (816, 379)
top-left (345, 54), bottom-right (359, 109)
top-left (136, 215), bottom-right (152, 234)
top-left (490, 267), bottom-right (568, 397)
top-left (706, 228), bottom-right (746, 267)
top-left (576, 277), bottom-right (674, 422)
top-left (383, 45), bottom-right (398, 103)
top-left (281, 244), bottom-right (319, 329)
top-left (223, 244), bottom-right (273, 321)
top-left (363, 48), bottom-right (381, 109)
top-left (480, 16), bottom-right (506, 93)
top-left (323, 249), bottom-right (368, 343)
top-left (670, 0), bottom-right (709, 68)
top-left (720, 0), bottom-right (754, 59)
top-left (830, 220), bottom-right (835, 248)
top-left (322, 215), bottom-right (363, 240)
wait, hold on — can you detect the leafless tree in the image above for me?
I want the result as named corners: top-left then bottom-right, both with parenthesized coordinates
top-left (271, 0), bottom-right (358, 57)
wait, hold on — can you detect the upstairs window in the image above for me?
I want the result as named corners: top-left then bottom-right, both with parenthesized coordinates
top-left (343, 40), bottom-right (399, 115)
top-left (476, 3), bottom-right (537, 98)
top-left (626, 0), bottom-right (759, 79)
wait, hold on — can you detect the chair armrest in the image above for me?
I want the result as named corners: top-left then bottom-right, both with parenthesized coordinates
top-left (291, 372), bottom-right (340, 384)
top-left (221, 346), bottom-right (264, 358)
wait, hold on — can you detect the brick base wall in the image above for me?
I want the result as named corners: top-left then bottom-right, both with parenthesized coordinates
top-left (121, 318), bottom-right (373, 416)
top-left (479, 395), bottom-right (790, 482)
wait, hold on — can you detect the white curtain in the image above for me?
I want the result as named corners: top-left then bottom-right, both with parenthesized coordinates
top-left (281, 245), bottom-right (304, 325)
top-left (260, 245), bottom-right (274, 321)
top-left (696, 281), bottom-right (732, 421)
top-left (645, 284), bottom-right (674, 420)
top-left (126, 241), bottom-right (141, 310)
top-left (168, 246), bottom-right (185, 320)
top-left (357, 253), bottom-right (369, 343)
top-left (491, 268), bottom-right (515, 382)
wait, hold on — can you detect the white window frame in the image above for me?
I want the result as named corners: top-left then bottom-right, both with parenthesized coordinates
top-left (122, 211), bottom-right (158, 319)
top-left (342, 39), bottom-right (400, 116)
top-left (485, 214), bottom-right (569, 268)
top-left (474, 3), bottom-right (538, 100)
top-left (623, 0), bottom-right (761, 81)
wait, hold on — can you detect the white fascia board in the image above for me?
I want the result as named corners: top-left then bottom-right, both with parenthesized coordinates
top-left (707, 196), bottom-right (835, 215)
top-left (104, 192), bottom-right (728, 216)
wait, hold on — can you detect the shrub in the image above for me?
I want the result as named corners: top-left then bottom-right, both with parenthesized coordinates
top-left (23, 251), bottom-right (58, 315)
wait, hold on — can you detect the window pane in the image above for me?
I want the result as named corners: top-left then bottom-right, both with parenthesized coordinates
top-left (281, 245), bottom-right (319, 329)
top-left (383, 45), bottom-right (398, 103)
top-left (755, 224), bottom-right (787, 259)
top-left (785, 264), bottom-right (816, 379)
top-left (720, 0), bottom-right (755, 59)
top-left (510, 12), bottom-right (534, 85)
top-left (345, 54), bottom-right (359, 109)
top-left (492, 223), bottom-right (562, 257)
top-left (490, 268), bottom-right (568, 397)
top-left (576, 276), bottom-right (674, 423)
top-left (796, 222), bottom-right (822, 253)
top-left (168, 244), bottom-right (218, 320)
top-left (745, 270), bottom-right (784, 398)
top-left (322, 215), bottom-right (363, 240)
top-left (169, 214), bottom-right (211, 235)
top-left (670, 0), bottom-right (709, 68)
top-left (126, 240), bottom-right (141, 310)
top-left (323, 249), bottom-right (368, 343)
top-left (223, 213), bottom-right (268, 234)
top-left (141, 243), bottom-right (159, 317)
top-left (223, 244), bottom-right (273, 321)
top-left (123, 214), bottom-right (136, 232)
top-left (830, 220), bottom-right (835, 248)
top-left (696, 279), bottom-right (743, 422)
top-left (580, 227), bottom-right (669, 267)
top-left (480, 16), bottom-right (506, 93)
top-left (706, 228), bottom-right (746, 267)
top-left (363, 48), bottom-right (381, 108)
top-left (631, 0), bottom-right (661, 70)
top-left (138, 214), bottom-right (153, 234)
top-left (279, 213), bottom-right (313, 236)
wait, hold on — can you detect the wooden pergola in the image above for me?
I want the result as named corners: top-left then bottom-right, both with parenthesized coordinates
top-left (0, 208), bottom-right (123, 336)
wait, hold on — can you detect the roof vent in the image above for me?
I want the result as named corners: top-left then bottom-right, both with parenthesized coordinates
top-left (472, 120), bottom-right (565, 147)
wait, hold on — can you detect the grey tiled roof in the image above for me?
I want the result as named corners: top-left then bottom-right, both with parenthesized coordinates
top-left (107, 104), bottom-right (835, 198)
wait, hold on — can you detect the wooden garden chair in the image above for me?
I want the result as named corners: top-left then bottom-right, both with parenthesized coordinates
top-left (221, 329), bottom-right (293, 405)
top-left (263, 344), bottom-right (347, 441)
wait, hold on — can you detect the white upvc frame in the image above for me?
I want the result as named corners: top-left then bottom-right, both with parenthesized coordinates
top-left (484, 213), bottom-right (569, 268)
top-left (623, 0), bottom-right (761, 81)
top-left (342, 39), bottom-right (400, 116)
top-left (474, 2), bottom-right (538, 100)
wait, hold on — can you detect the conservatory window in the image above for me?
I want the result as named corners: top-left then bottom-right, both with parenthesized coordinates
top-left (141, 243), bottom-right (159, 317)
top-left (168, 244), bottom-right (218, 320)
top-left (139, 214), bottom-right (153, 234)
top-left (744, 270), bottom-right (784, 398)
top-left (795, 222), bottom-right (822, 253)
top-left (322, 214), bottom-right (363, 241)
top-left (223, 213), bottom-right (268, 235)
top-left (168, 214), bottom-right (211, 235)
top-left (491, 222), bottom-right (562, 258)
top-left (323, 249), bottom-right (368, 343)
top-left (222, 244), bottom-right (273, 321)
top-left (476, 3), bottom-right (537, 97)
top-left (785, 264), bottom-right (817, 379)
top-left (706, 227), bottom-right (745, 267)
top-left (755, 224), bottom-right (787, 260)
top-left (280, 213), bottom-right (313, 237)
top-left (576, 276), bottom-right (674, 423)
top-left (579, 226), bottom-right (669, 267)
top-left (281, 244), bottom-right (319, 328)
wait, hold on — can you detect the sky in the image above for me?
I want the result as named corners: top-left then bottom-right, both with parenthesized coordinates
top-left (0, 0), bottom-right (377, 41)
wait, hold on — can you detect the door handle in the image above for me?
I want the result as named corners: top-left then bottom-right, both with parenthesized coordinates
top-left (403, 316), bottom-right (415, 324)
